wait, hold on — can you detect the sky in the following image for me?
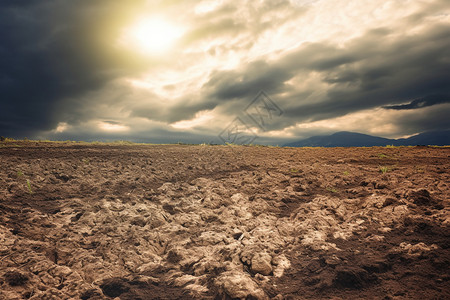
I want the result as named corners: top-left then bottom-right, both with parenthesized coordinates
top-left (1, 0), bottom-right (449, 145)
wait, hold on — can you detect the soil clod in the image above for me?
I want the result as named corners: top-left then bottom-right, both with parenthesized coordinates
top-left (4, 271), bottom-right (28, 286)
top-left (100, 278), bottom-right (130, 298)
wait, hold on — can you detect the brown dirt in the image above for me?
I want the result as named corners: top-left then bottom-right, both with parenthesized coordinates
top-left (0, 141), bottom-right (449, 299)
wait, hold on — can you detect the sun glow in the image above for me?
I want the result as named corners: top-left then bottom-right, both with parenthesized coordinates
top-left (121, 17), bottom-right (183, 54)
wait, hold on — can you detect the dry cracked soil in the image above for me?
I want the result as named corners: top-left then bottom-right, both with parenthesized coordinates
top-left (0, 141), bottom-right (449, 299)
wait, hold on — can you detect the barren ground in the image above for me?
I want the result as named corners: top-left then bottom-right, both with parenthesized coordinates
top-left (0, 142), bottom-right (449, 299)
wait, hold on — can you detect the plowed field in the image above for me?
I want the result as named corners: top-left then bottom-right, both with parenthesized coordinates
top-left (1, 142), bottom-right (449, 299)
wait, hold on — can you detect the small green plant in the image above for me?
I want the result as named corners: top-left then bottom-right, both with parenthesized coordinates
top-left (26, 179), bottom-right (33, 194)
top-left (378, 153), bottom-right (388, 159)
top-left (290, 168), bottom-right (300, 173)
top-left (343, 171), bottom-right (349, 176)
top-left (379, 166), bottom-right (390, 174)
top-left (17, 171), bottom-right (24, 177)
top-left (326, 187), bottom-right (338, 193)
top-left (385, 144), bottom-right (396, 148)
top-left (82, 158), bottom-right (90, 164)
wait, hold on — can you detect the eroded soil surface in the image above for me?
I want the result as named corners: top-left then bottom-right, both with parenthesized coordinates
top-left (0, 142), bottom-right (449, 299)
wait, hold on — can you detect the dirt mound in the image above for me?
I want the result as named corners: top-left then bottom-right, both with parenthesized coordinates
top-left (0, 142), bottom-right (449, 299)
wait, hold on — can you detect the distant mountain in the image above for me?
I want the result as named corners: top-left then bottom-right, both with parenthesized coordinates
top-left (284, 130), bottom-right (450, 147)
top-left (395, 130), bottom-right (450, 146)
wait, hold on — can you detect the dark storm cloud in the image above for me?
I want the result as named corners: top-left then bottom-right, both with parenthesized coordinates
top-left (130, 59), bottom-right (293, 125)
top-left (392, 105), bottom-right (450, 134)
top-left (383, 95), bottom-right (450, 110)
top-left (205, 61), bottom-right (291, 100)
top-left (196, 22), bottom-right (450, 133)
top-left (130, 97), bottom-right (218, 124)
top-left (0, 0), bottom-right (147, 137)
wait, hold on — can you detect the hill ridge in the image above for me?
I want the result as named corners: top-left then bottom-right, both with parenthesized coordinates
top-left (284, 130), bottom-right (450, 147)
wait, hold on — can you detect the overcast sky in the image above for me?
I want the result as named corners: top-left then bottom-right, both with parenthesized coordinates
top-left (1, 0), bottom-right (449, 144)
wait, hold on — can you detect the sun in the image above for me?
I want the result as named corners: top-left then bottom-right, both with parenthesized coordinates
top-left (121, 17), bottom-right (183, 54)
